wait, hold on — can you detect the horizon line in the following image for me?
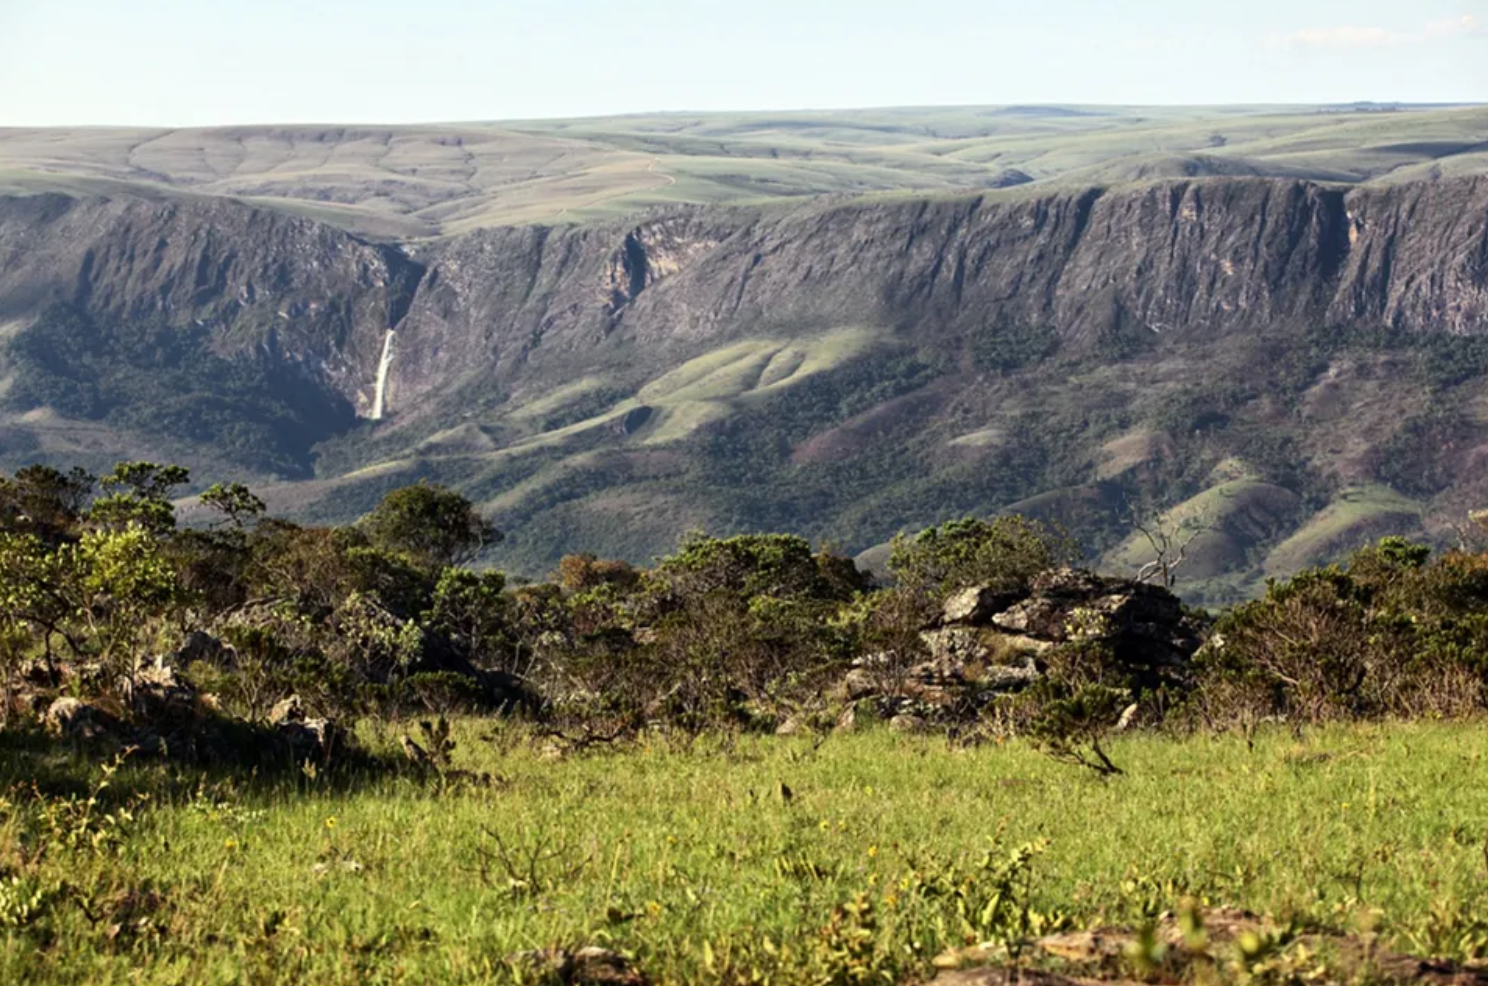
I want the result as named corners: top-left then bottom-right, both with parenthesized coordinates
top-left (4, 100), bottom-right (1485, 132)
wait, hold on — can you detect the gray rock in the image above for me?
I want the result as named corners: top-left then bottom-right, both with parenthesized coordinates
top-left (842, 667), bottom-right (878, 700)
top-left (942, 585), bottom-right (1025, 626)
top-left (990, 597), bottom-right (1068, 639)
top-left (979, 660), bottom-right (1043, 691)
top-left (774, 715), bottom-right (805, 736)
top-left (889, 713), bottom-right (928, 734)
top-left (921, 627), bottom-right (987, 667)
top-left (269, 694), bottom-right (344, 761)
top-left (45, 697), bottom-right (117, 740)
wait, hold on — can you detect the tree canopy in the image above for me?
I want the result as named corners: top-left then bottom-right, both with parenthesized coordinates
top-left (360, 482), bottom-right (501, 569)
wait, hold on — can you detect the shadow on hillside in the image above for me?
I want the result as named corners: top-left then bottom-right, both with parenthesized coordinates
top-left (0, 722), bottom-right (406, 804)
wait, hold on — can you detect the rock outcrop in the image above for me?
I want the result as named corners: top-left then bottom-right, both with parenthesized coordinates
top-left (846, 569), bottom-right (1205, 722)
top-left (36, 659), bottom-right (351, 766)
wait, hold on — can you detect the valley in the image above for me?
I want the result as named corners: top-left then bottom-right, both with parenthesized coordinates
top-left (2, 104), bottom-right (1487, 598)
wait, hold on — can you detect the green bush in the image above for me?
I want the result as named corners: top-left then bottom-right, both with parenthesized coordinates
top-left (887, 515), bottom-right (1077, 609)
top-left (1193, 537), bottom-right (1488, 724)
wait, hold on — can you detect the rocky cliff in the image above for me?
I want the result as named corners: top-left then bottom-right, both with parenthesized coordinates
top-left (2, 175), bottom-right (1486, 593)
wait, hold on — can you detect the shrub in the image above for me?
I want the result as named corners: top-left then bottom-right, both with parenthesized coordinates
top-left (888, 515), bottom-right (1078, 605)
top-left (361, 482), bottom-right (500, 569)
top-left (1193, 537), bottom-right (1488, 725)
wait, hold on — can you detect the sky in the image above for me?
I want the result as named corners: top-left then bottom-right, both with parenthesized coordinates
top-left (0, 0), bottom-right (1484, 126)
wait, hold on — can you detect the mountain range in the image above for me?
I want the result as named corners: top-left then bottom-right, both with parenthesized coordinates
top-left (2, 103), bottom-right (1486, 600)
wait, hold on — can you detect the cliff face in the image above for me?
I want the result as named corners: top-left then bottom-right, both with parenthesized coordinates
top-left (5, 177), bottom-right (1487, 421)
top-left (2, 175), bottom-right (1487, 592)
top-left (387, 176), bottom-right (1488, 412)
top-left (0, 192), bottom-right (420, 414)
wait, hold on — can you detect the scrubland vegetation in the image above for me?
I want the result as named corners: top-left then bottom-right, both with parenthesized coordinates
top-left (6, 723), bottom-right (1488, 985)
top-left (4, 461), bottom-right (1488, 984)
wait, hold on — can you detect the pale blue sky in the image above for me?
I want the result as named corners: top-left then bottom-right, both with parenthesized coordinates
top-left (1, 0), bottom-right (1484, 126)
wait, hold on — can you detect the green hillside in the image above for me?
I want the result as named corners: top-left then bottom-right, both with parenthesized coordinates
top-left (2, 104), bottom-right (1484, 235)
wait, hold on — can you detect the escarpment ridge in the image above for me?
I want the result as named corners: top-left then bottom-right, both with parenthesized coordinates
top-left (1, 171), bottom-right (1486, 597)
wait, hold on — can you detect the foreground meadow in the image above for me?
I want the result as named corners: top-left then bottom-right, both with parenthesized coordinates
top-left (3, 721), bottom-right (1487, 985)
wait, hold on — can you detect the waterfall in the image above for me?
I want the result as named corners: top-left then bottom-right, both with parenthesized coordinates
top-left (371, 329), bottom-right (396, 421)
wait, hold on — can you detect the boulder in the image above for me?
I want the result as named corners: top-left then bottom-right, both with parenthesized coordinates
top-left (833, 704), bottom-right (858, 733)
top-left (980, 659), bottom-right (1042, 691)
top-left (270, 694), bottom-right (346, 762)
top-left (173, 631), bottom-right (237, 669)
top-left (278, 717), bottom-right (346, 762)
top-left (842, 666), bottom-right (878, 700)
top-left (941, 585), bottom-right (1027, 626)
top-left (131, 661), bottom-right (199, 725)
top-left (920, 628), bottom-right (986, 668)
top-left (889, 713), bottom-right (929, 734)
top-left (774, 715), bottom-right (806, 736)
top-left (45, 697), bottom-right (118, 741)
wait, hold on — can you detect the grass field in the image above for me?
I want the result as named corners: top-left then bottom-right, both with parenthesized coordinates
top-left (3, 104), bottom-right (1484, 236)
top-left (5, 721), bottom-right (1488, 984)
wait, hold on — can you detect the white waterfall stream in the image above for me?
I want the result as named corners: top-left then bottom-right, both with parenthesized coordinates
top-left (371, 329), bottom-right (396, 420)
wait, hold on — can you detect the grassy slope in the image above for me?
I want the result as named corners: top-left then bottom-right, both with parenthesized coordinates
top-left (4, 722), bottom-right (1488, 984)
top-left (1263, 486), bottom-right (1425, 577)
top-left (2, 105), bottom-right (1484, 236)
top-left (257, 325), bottom-right (1488, 594)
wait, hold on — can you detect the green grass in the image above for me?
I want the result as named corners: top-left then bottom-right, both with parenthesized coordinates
top-left (5, 721), bottom-right (1488, 984)
top-left (1262, 486), bottom-right (1424, 577)
top-left (4, 105), bottom-right (1484, 236)
top-left (1103, 477), bottom-right (1302, 580)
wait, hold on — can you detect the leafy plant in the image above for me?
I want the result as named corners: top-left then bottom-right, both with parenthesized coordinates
top-left (1027, 682), bottom-right (1128, 776)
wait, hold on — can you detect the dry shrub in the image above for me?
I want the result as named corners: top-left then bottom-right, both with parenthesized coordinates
top-left (1193, 538), bottom-right (1488, 726)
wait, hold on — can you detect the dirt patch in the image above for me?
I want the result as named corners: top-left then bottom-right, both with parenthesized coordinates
top-left (930, 908), bottom-right (1488, 985)
top-left (792, 387), bottom-right (947, 465)
top-left (1095, 428), bottom-right (1173, 480)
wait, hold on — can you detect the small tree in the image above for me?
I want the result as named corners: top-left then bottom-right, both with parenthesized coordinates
top-left (362, 482), bottom-right (500, 569)
top-left (888, 515), bottom-right (1078, 604)
top-left (1128, 502), bottom-right (1213, 589)
top-left (87, 462), bottom-right (190, 535)
top-left (0, 465), bottom-right (94, 543)
top-left (1028, 680), bottom-right (1128, 776)
top-left (430, 568), bottom-right (511, 669)
top-left (642, 532), bottom-right (864, 613)
top-left (0, 533), bottom-right (56, 725)
top-left (555, 554), bottom-right (639, 593)
top-left (199, 482), bottom-right (266, 530)
top-left (68, 525), bottom-right (182, 691)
